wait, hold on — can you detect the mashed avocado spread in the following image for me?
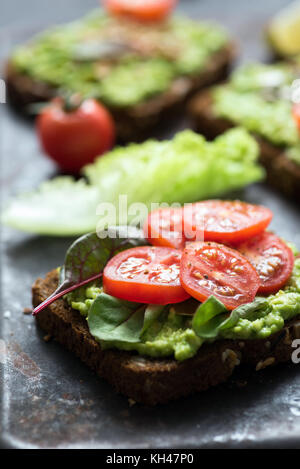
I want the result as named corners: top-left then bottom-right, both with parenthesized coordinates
top-left (12, 10), bottom-right (228, 107)
top-left (212, 62), bottom-right (300, 164)
top-left (66, 256), bottom-right (300, 362)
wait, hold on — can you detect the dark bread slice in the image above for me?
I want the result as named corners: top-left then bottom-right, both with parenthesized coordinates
top-left (188, 91), bottom-right (300, 201)
top-left (6, 44), bottom-right (235, 142)
top-left (32, 269), bottom-right (300, 405)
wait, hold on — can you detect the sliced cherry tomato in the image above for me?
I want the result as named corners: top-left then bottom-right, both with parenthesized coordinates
top-left (104, 0), bottom-right (177, 22)
top-left (37, 97), bottom-right (115, 174)
top-left (185, 200), bottom-right (273, 244)
top-left (103, 246), bottom-right (189, 304)
top-left (143, 207), bottom-right (186, 249)
top-left (144, 205), bottom-right (209, 249)
top-left (180, 241), bottom-right (260, 310)
top-left (293, 103), bottom-right (300, 132)
top-left (235, 232), bottom-right (294, 294)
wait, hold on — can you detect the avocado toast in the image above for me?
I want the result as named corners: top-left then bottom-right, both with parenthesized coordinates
top-left (6, 9), bottom-right (235, 142)
top-left (32, 203), bottom-right (300, 406)
top-left (188, 62), bottom-right (300, 200)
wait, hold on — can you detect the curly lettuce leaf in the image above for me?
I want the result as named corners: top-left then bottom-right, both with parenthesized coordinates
top-left (3, 129), bottom-right (263, 236)
top-left (2, 177), bottom-right (100, 236)
top-left (85, 128), bottom-right (263, 209)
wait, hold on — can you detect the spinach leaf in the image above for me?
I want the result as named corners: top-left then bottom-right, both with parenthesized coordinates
top-left (192, 296), bottom-right (228, 339)
top-left (32, 226), bottom-right (146, 315)
top-left (192, 296), bottom-right (270, 339)
top-left (141, 305), bottom-right (165, 336)
top-left (88, 293), bottom-right (164, 344)
top-left (218, 298), bottom-right (270, 331)
top-left (170, 298), bottom-right (200, 316)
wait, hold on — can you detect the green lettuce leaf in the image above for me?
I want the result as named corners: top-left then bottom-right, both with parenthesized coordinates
top-left (2, 177), bottom-right (100, 235)
top-left (84, 128), bottom-right (262, 209)
top-left (3, 129), bottom-right (264, 236)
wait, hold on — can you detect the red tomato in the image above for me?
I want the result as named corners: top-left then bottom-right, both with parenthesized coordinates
top-left (37, 97), bottom-right (115, 173)
top-left (104, 0), bottom-right (177, 22)
top-left (235, 232), bottom-right (294, 294)
top-left (144, 201), bottom-right (272, 249)
top-left (103, 246), bottom-right (190, 304)
top-left (185, 200), bottom-right (273, 244)
top-left (292, 103), bottom-right (300, 132)
top-left (143, 207), bottom-right (186, 249)
top-left (180, 242), bottom-right (260, 310)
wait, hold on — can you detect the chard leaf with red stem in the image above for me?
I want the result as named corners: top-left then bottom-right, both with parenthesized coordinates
top-left (32, 226), bottom-right (146, 315)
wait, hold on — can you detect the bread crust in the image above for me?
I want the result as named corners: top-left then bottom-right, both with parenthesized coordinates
top-left (32, 269), bottom-right (300, 405)
top-left (6, 44), bottom-right (235, 142)
top-left (188, 91), bottom-right (300, 201)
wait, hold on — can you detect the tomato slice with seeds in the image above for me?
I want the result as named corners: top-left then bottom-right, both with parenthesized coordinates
top-left (186, 200), bottom-right (273, 244)
top-left (235, 232), bottom-right (294, 294)
top-left (143, 207), bottom-right (186, 249)
top-left (103, 246), bottom-right (189, 304)
top-left (144, 201), bottom-right (273, 250)
top-left (180, 242), bottom-right (260, 310)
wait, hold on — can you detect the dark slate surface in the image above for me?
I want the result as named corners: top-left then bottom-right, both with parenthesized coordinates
top-left (1, 0), bottom-right (300, 449)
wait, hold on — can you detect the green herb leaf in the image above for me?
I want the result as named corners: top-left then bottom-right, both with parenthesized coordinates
top-left (192, 296), bottom-right (270, 339)
top-left (141, 304), bottom-right (165, 336)
top-left (218, 297), bottom-right (270, 331)
top-left (192, 296), bottom-right (228, 339)
top-left (32, 225), bottom-right (146, 315)
top-left (88, 293), bottom-right (164, 344)
top-left (170, 298), bottom-right (200, 316)
top-left (88, 293), bottom-right (145, 343)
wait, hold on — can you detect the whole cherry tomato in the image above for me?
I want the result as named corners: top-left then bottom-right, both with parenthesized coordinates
top-left (37, 97), bottom-right (115, 173)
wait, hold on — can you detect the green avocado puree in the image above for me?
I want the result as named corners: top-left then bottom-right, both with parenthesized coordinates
top-left (212, 62), bottom-right (300, 165)
top-left (12, 11), bottom-right (228, 107)
top-left (66, 256), bottom-right (300, 362)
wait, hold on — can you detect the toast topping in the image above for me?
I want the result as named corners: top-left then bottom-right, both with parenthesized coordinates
top-left (212, 62), bottom-right (300, 166)
top-left (12, 11), bottom-right (228, 107)
top-left (63, 223), bottom-right (300, 361)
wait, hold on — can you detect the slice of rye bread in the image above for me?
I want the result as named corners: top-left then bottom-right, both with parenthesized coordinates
top-left (6, 44), bottom-right (235, 143)
top-left (32, 269), bottom-right (300, 405)
top-left (188, 90), bottom-right (300, 201)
